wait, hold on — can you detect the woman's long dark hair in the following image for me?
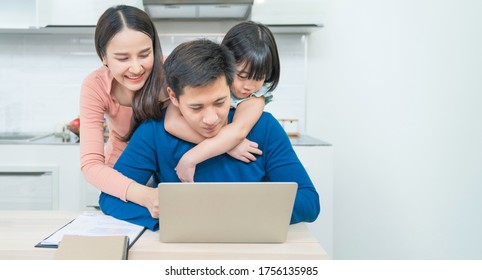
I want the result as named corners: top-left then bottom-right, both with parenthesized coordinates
top-left (221, 21), bottom-right (280, 92)
top-left (95, 5), bottom-right (164, 141)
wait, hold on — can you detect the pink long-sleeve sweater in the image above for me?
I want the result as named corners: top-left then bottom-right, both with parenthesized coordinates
top-left (80, 66), bottom-right (133, 201)
top-left (80, 66), bottom-right (167, 201)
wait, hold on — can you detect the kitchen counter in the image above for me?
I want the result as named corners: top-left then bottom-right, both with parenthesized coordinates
top-left (288, 134), bottom-right (331, 146)
top-left (31, 133), bottom-right (79, 145)
top-left (0, 132), bottom-right (329, 146)
top-left (0, 132), bottom-right (79, 145)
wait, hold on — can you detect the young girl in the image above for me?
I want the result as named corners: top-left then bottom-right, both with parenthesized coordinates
top-left (80, 5), bottom-right (168, 217)
top-left (164, 21), bottom-right (280, 182)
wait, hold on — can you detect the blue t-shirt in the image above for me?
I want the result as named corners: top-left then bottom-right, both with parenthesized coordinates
top-left (99, 110), bottom-right (320, 230)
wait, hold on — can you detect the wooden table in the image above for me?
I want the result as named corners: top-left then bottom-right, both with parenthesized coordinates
top-left (0, 211), bottom-right (329, 260)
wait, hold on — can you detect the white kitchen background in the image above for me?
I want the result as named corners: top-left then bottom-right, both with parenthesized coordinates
top-left (4, 0), bottom-right (482, 262)
top-left (0, 32), bottom-right (308, 134)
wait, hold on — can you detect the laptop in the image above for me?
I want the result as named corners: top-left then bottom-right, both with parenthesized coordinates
top-left (157, 182), bottom-right (297, 243)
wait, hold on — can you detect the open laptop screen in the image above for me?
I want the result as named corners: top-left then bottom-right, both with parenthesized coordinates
top-left (157, 182), bottom-right (297, 243)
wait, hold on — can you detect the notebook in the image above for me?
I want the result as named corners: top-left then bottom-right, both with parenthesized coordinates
top-left (157, 182), bottom-right (297, 243)
top-left (54, 235), bottom-right (129, 260)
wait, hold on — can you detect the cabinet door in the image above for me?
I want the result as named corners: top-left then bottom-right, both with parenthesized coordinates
top-left (251, 0), bottom-right (323, 25)
top-left (81, 175), bottom-right (100, 209)
top-left (0, 0), bottom-right (37, 29)
top-left (0, 166), bottom-right (59, 210)
top-left (37, 0), bottom-right (144, 27)
top-left (293, 145), bottom-right (333, 257)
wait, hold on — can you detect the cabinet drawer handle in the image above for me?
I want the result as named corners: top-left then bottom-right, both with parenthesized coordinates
top-left (0, 172), bottom-right (51, 176)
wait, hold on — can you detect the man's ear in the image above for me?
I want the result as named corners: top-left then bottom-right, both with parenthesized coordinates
top-left (167, 87), bottom-right (179, 107)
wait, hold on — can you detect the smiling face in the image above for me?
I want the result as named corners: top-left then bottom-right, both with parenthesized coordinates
top-left (168, 76), bottom-right (231, 138)
top-left (230, 63), bottom-right (266, 99)
top-left (102, 28), bottom-right (154, 94)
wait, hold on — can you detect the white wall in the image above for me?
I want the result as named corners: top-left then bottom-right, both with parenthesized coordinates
top-left (307, 0), bottom-right (482, 259)
top-left (0, 32), bottom-right (307, 134)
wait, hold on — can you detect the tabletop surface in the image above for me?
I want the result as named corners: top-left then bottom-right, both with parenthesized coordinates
top-left (0, 211), bottom-right (329, 260)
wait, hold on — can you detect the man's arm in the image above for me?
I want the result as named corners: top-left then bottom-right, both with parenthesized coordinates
top-left (114, 120), bottom-right (159, 184)
top-left (261, 113), bottom-right (320, 224)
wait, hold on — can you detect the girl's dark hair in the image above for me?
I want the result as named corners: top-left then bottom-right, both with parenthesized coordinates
top-left (221, 21), bottom-right (280, 92)
top-left (95, 5), bottom-right (164, 141)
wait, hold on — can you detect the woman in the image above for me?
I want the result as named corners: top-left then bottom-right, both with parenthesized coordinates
top-left (79, 5), bottom-right (167, 218)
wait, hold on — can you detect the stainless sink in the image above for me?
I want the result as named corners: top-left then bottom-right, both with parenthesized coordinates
top-left (0, 132), bottom-right (53, 143)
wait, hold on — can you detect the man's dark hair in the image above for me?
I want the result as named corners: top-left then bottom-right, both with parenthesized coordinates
top-left (164, 39), bottom-right (236, 98)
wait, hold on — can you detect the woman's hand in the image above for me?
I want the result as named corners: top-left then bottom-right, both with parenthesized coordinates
top-left (126, 182), bottom-right (160, 218)
top-left (227, 139), bottom-right (262, 163)
top-left (143, 187), bottom-right (160, 219)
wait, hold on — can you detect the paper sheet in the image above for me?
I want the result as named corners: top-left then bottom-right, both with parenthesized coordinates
top-left (37, 212), bottom-right (145, 248)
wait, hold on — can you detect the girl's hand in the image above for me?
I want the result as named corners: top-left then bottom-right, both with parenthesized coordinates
top-left (175, 154), bottom-right (197, 182)
top-left (227, 139), bottom-right (262, 163)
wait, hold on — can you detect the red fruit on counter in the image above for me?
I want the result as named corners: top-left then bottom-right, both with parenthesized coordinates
top-left (69, 117), bottom-right (80, 128)
top-left (68, 117), bottom-right (80, 136)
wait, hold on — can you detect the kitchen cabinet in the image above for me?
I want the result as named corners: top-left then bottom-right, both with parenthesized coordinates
top-left (0, 165), bottom-right (59, 210)
top-left (250, 0), bottom-right (323, 33)
top-left (0, 0), bottom-right (37, 29)
top-left (0, 144), bottom-right (87, 211)
top-left (37, 0), bottom-right (144, 27)
top-left (82, 175), bottom-right (100, 209)
top-left (0, 0), bottom-right (143, 30)
top-left (292, 141), bottom-right (334, 258)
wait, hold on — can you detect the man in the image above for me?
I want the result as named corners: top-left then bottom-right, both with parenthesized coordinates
top-left (99, 39), bottom-right (320, 231)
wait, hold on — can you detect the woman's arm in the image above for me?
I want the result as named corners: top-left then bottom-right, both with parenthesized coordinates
top-left (80, 72), bottom-right (154, 203)
top-left (175, 96), bottom-right (265, 182)
top-left (80, 80), bottom-right (135, 201)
